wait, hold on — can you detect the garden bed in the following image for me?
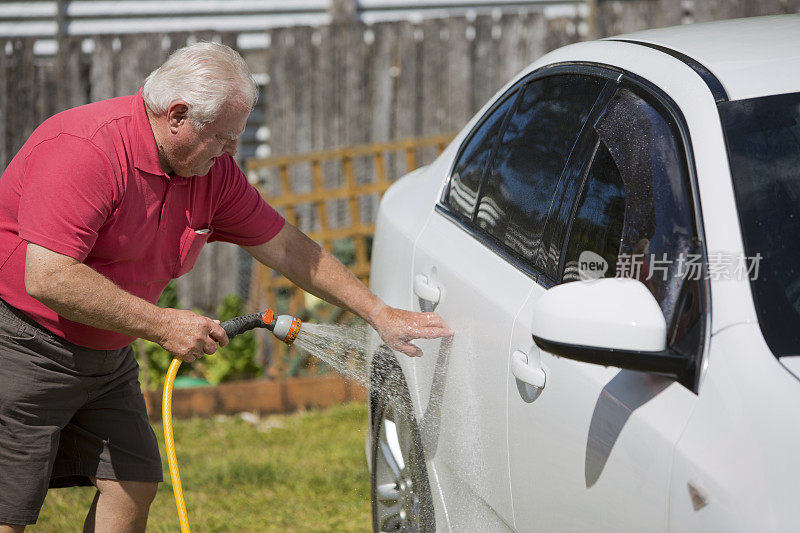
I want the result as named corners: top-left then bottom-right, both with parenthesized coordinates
top-left (144, 374), bottom-right (367, 420)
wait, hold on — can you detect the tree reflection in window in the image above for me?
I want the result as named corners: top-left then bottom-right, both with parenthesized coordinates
top-left (446, 92), bottom-right (517, 220)
top-left (477, 75), bottom-right (604, 263)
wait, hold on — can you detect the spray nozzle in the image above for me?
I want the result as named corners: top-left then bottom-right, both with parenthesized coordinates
top-left (261, 309), bottom-right (302, 345)
top-left (221, 309), bottom-right (302, 346)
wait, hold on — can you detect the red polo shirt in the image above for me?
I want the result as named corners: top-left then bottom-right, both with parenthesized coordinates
top-left (0, 90), bottom-right (285, 349)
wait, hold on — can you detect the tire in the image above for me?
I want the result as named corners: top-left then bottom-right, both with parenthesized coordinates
top-left (370, 347), bottom-right (435, 533)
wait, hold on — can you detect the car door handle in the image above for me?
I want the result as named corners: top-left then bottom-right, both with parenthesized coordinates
top-left (512, 350), bottom-right (546, 389)
top-left (414, 274), bottom-right (441, 304)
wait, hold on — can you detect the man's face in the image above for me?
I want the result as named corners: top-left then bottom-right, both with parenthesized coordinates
top-left (164, 101), bottom-right (249, 177)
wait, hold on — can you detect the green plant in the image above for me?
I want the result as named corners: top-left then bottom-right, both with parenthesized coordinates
top-left (134, 281), bottom-right (194, 390)
top-left (134, 282), bottom-right (264, 390)
top-left (158, 279), bottom-right (179, 308)
top-left (200, 294), bottom-right (261, 385)
top-left (333, 238), bottom-right (356, 266)
top-left (137, 340), bottom-right (182, 390)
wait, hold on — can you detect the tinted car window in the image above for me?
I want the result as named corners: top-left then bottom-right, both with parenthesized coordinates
top-left (721, 91), bottom-right (800, 357)
top-left (445, 92), bottom-right (517, 220)
top-left (561, 142), bottom-right (625, 281)
top-left (561, 86), bottom-right (699, 332)
top-left (476, 75), bottom-right (604, 262)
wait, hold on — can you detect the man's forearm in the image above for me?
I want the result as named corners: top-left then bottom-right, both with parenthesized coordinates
top-left (290, 246), bottom-right (384, 323)
top-left (25, 246), bottom-right (166, 342)
top-left (244, 224), bottom-right (453, 357)
top-left (243, 225), bottom-right (385, 325)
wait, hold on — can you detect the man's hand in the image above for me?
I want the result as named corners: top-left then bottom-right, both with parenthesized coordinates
top-left (368, 304), bottom-right (453, 357)
top-left (156, 308), bottom-right (229, 363)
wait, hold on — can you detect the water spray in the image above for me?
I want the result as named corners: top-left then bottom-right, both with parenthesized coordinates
top-left (162, 309), bottom-right (302, 533)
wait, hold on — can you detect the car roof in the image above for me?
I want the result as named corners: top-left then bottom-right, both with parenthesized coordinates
top-left (606, 14), bottom-right (800, 101)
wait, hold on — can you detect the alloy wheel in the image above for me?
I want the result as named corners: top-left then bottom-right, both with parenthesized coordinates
top-left (373, 401), bottom-right (427, 532)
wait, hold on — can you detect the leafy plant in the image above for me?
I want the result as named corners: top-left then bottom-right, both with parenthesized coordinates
top-left (200, 294), bottom-right (261, 385)
top-left (136, 340), bottom-right (179, 390)
top-left (134, 281), bottom-right (189, 390)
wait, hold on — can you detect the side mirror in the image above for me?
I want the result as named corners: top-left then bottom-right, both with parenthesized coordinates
top-left (531, 278), bottom-right (688, 379)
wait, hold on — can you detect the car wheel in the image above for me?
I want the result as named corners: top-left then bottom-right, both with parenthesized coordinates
top-left (370, 348), bottom-right (435, 533)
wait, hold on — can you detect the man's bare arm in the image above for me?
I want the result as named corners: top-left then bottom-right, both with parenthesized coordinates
top-left (242, 224), bottom-right (452, 357)
top-left (24, 243), bottom-right (227, 361)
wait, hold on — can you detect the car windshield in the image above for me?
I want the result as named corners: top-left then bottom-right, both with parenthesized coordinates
top-left (720, 91), bottom-right (800, 357)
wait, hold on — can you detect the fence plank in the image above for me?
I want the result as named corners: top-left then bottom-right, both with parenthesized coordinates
top-left (689, 0), bottom-right (744, 23)
top-left (393, 21), bottom-right (420, 177)
top-left (90, 35), bottom-right (116, 102)
top-left (277, 28), bottom-right (297, 158)
top-left (56, 36), bottom-right (88, 112)
top-left (343, 22), bottom-right (369, 147)
top-left (117, 32), bottom-right (173, 98)
top-left (420, 18), bottom-right (444, 164)
top-left (117, 35), bottom-right (149, 96)
top-left (263, 28), bottom-right (280, 158)
top-left (35, 58), bottom-right (59, 123)
top-left (292, 27), bottom-right (315, 155)
top-left (444, 17), bottom-right (473, 133)
top-left (166, 33), bottom-right (189, 55)
top-left (0, 40), bottom-right (7, 170)
top-left (319, 24), bottom-right (344, 152)
top-left (309, 27), bottom-right (325, 152)
top-left (291, 27), bottom-right (316, 231)
top-left (523, 11), bottom-right (548, 69)
top-left (472, 15), bottom-right (503, 113)
top-left (342, 22), bottom-right (375, 224)
top-left (320, 24), bottom-right (348, 227)
top-left (498, 14), bottom-right (526, 86)
top-left (6, 40), bottom-right (37, 162)
top-left (594, 0), bottom-right (681, 37)
top-left (369, 22), bottom-right (396, 145)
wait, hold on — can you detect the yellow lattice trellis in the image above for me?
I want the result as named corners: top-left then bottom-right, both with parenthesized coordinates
top-left (245, 134), bottom-right (453, 376)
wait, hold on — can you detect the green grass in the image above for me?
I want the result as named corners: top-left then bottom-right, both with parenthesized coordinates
top-left (31, 402), bottom-right (372, 532)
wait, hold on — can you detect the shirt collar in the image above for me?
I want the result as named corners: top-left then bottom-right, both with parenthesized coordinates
top-left (131, 88), bottom-right (168, 177)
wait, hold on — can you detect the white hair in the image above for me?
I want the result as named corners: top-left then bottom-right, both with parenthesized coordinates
top-left (142, 41), bottom-right (257, 127)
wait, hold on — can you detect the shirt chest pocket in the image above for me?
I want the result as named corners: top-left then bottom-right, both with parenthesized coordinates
top-left (172, 226), bottom-right (211, 278)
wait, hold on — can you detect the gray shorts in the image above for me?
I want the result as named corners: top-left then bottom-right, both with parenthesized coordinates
top-left (0, 298), bottom-right (163, 525)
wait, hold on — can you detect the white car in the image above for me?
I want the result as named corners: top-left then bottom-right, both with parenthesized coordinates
top-left (366, 14), bottom-right (800, 533)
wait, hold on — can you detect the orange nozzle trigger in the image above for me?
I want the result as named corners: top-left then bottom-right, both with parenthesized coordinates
top-left (262, 309), bottom-right (275, 325)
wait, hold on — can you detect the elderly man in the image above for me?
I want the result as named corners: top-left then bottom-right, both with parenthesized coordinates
top-left (0, 42), bottom-right (450, 531)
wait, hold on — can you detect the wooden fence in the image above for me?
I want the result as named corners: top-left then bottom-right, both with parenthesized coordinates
top-left (245, 133), bottom-right (452, 375)
top-left (4, 0), bottom-right (799, 169)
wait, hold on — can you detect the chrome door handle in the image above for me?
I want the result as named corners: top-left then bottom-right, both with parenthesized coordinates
top-left (414, 274), bottom-right (441, 304)
top-left (512, 350), bottom-right (546, 389)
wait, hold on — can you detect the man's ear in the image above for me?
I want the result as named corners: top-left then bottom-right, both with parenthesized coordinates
top-left (166, 102), bottom-right (189, 134)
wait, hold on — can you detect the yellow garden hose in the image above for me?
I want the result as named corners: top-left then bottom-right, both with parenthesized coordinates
top-left (160, 309), bottom-right (301, 532)
top-left (163, 357), bottom-right (191, 533)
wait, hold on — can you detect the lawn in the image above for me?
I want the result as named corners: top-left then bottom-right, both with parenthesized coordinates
top-left (31, 402), bottom-right (372, 532)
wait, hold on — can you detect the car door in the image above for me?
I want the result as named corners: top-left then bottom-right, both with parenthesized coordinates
top-left (410, 70), bottom-right (607, 530)
top-left (506, 78), bottom-right (709, 531)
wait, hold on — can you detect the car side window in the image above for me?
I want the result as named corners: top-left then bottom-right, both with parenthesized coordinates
top-left (445, 92), bottom-right (517, 220)
top-left (561, 142), bottom-right (626, 281)
top-left (561, 86), bottom-right (701, 342)
top-left (476, 74), bottom-right (605, 263)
